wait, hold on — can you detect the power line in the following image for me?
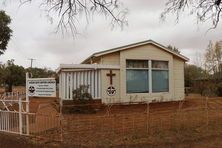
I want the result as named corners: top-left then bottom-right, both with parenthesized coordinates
top-left (28, 58), bottom-right (36, 68)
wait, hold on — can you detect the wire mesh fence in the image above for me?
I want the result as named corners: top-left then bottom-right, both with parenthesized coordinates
top-left (1, 95), bottom-right (222, 146)
top-left (60, 98), bottom-right (222, 147)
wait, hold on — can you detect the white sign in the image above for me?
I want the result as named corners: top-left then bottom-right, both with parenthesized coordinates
top-left (27, 78), bottom-right (56, 97)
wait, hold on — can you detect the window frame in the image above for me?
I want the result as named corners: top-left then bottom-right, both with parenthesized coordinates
top-left (125, 59), bottom-right (170, 94)
top-left (126, 59), bottom-right (149, 94)
top-left (151, 60), bottom-right (169, 93)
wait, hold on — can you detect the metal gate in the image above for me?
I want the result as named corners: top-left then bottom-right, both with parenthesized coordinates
top-left (0, 92), bottom-right (61, 139)
top-left (0, 92), bottom-right (28, 134)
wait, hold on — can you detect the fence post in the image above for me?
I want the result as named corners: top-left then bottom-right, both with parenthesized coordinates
top-left (205, 97), bottom-right (209, 131)
top-left (146, 102), bottom-right (150, 134)
top-left (19, 96), bottom-right (23, 135)
top-left (26, 72), bottom-right (30, 135)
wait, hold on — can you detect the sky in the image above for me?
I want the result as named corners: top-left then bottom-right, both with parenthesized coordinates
top-left (0, 0), bottom-right (222, 70)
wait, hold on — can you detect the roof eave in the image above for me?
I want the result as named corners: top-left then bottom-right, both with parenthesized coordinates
top-left (81, 40), bottom-right (189, 63)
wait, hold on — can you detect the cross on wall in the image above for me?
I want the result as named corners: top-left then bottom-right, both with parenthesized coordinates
top-left (106, 70), bottom-right (116, 85)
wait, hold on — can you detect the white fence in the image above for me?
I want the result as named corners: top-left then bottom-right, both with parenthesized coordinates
top-left (0, 92), bottom-right (28, 135)
top-left (0, 93), bottom-right (60, 136)
top-left (59, 70), bottom-right (101, 100)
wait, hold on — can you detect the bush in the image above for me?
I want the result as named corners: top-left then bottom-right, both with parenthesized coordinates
top-left (72, 85), bottom-right (92, 101)
top-left (217, 82), bottom-right (222, 97)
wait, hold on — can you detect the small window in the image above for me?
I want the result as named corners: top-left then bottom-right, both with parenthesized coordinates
top-left (126, 60), bottom-right (149, 93)
top-left (152, 60), bottom-right (169, 92)
top-left (126, 70), bottom-right (149, 93)
top-left (152, 61), bottom-right (168, 69)
top-left (152, 70), bottom-right (169, 92)
top-left (126, 60), bottom-right (148, 68)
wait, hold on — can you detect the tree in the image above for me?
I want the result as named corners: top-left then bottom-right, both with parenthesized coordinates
top-left (0, 63), bottom-right (4, 86)
top-left (0, 10), bottom-right (12, 55)
top-left (17, 0), bottom-right (127, 35)
top-left (2, 60), bottom-right (26, 92)
top-left (26, 67), bottom-right (56, 78)
top-left (167, 45), bottom-right (180, 54)
top-left (184, 64), bottom-right (206, 87)
top-left (162, 0), bottom-right (222, 30)
top-left (204, 40), bottom-right (222, 77)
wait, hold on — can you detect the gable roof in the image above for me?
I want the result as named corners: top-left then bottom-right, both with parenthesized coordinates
top-left (82, 39), bottom-right (189, 63)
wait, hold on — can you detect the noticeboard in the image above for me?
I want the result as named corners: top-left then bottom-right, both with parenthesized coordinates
top-left (27, 78), bottom-right (56, 97)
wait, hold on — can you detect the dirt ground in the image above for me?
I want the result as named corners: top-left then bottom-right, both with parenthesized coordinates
top-left (61, 95), bottom-right (222, 147)
top-left (1, 95), bottom-right (222, 147)
top-left (0, 130), bottom-right (222, 148)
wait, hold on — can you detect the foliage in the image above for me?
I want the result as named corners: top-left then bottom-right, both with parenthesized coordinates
top-left (204, 40), bottom-right (222, 77)
top-left (184, 64), bottom-right (206, 87)
top-left (73, 85), bottom-right (92, 101)
top-left (26, 67), bottom-right (56, 78)
top-left (0, 10), bottom-right (12, 55)
top-left (217, 82), bottom-right (222, 96)
top-left (16, 0), bottom-right (128, 35)
top-left (1, 59), bottom-right (26, 92)
top-left (167, 45), bottom-right (180, 54)
top-left (0, 60), bottom-right (56, 92)
top-left (192, 40), bottom-right (222, 96)
top-left (162, 0), bottom-right (222, 30)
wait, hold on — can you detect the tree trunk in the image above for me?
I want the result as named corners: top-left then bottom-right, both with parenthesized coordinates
top-left (6, 83), bottom-right (13, 92)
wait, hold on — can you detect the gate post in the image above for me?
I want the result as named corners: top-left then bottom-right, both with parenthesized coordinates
top-left (19, 96), bottom-right (22, 135)
top-left (26, 72), bottom-right (30, 135)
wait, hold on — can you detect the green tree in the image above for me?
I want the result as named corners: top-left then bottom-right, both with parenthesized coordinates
top-left (167, 45), bottom-right (180, 54)
top-left (0, 10), bottom-right (12, 55)
top-left (162, 0), bottom-right (222, 29)
top-left (2, 60), bottom-right (26, 92)
top-left (26, 67), bottom-right (56, 78)
top-left (184, 64), bottom-right (206, 87)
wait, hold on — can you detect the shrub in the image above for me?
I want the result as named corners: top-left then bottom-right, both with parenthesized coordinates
top-left (72, 85), bottom-right (92, 101)
top-left (217, 82), bottom-right (222, 97)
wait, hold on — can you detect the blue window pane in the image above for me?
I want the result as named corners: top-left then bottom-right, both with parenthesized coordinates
top-left (152, 70), bottom-right (169, 92)
top-left (126, 70), bottom-right (149, 93)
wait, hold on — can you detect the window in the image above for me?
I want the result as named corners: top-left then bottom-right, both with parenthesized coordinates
top-left (126, 60), bottom-right (149, 93)
top-left (152, 61), bottom-right (169, 92)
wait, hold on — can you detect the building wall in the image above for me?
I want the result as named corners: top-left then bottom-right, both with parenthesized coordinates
top-left (119, 44), bottom-right (174, 103)
top-left (100, 69), bottom-right (120, 104)
top-left (173, 57), bottom-right (185, 100)
top-left (61, 43), bottom-right (185, 103)
top-left (98, 52), bottom-right (120, 65)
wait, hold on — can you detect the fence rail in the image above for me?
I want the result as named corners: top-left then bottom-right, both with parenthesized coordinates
top-left (1, 95), bottom-right (222, 146)
top-left (0, 92), bottom-right (61, 141)
top-left (61, 99), bottom-right (222, 146)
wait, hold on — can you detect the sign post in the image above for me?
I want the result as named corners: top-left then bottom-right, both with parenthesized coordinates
top-left (26, 72), bottom-right (30, 135)
top-left (26, 73), bottom-right (56, 135)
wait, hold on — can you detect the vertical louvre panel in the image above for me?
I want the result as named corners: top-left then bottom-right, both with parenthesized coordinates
top-left (91, 70), bottom-right (95, 98)
top-left (61, 70), bottom-right (101, 100)
top-left (62, 72), bottom-right (66, 100)
top-left (98, 70), bottom-right (101, 98)
top-left (84, 72), bottom-right (88, 86)
top-left (70, 73), bottom-right (73, 100)
top-left (66, 73), bottom-right (69, 100)
top-left (95, 70), bottom-right (98, 98)
top-left (88, 71), bottom-right (91, 95)
top-left (65, 73), bottom-right (67, 99)
top-left (77, 72), bottom-right (80, 88)
top-left (80, 72), bottom-right (83, 85)
top-left (73, 72), bottom-right (76, 90)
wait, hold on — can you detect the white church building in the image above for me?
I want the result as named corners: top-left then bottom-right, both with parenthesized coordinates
top-left (57, 40), bottom-right (189, 104)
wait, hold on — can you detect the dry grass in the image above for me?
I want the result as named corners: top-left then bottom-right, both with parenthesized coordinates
top-left (61, 96), bottom-right (222, 147)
